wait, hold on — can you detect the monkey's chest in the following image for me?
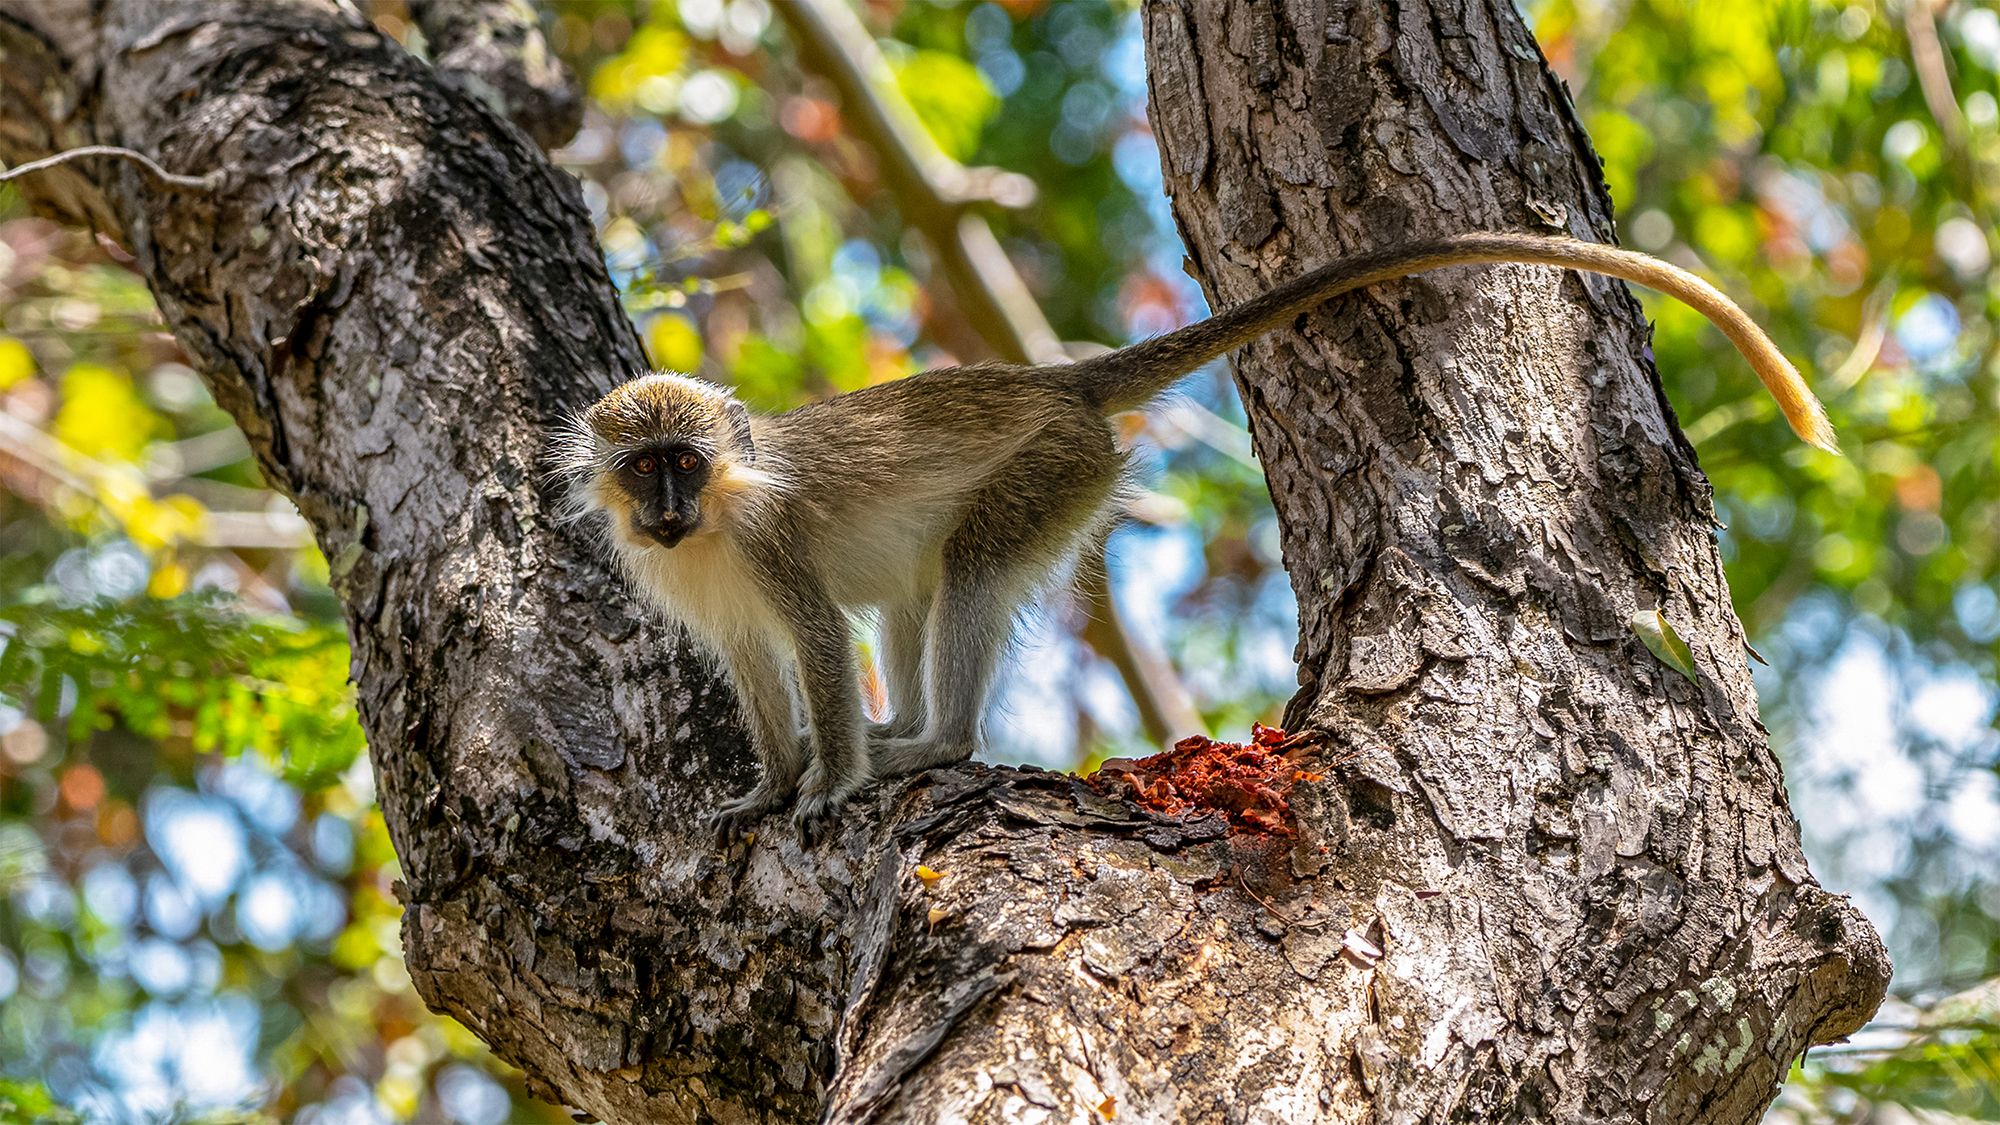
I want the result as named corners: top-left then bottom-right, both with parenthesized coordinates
top-left (619, 537), bottom-right (785, 649)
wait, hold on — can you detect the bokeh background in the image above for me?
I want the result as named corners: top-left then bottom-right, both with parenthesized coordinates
top-left (1, 0), bottom-right (1995, 1121)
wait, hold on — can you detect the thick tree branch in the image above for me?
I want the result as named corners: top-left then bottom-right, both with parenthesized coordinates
top-left (0, 2), bottom-right (1299, 1120)
top-left (1143, 0), bottom-right (1889, 1118)
top-left (405, 0), bottom-right (582, 150)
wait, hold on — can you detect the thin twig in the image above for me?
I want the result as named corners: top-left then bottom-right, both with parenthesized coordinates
top-left (0, 145), bottom-right (221, 191)
top-left (1238, 867), bottom-right (1332, 930)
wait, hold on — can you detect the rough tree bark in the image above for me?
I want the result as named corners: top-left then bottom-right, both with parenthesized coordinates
top-left (0, 1), bottom-right (1888, 1123)
top-left (1142, 0), bottom-right (1891, 1118)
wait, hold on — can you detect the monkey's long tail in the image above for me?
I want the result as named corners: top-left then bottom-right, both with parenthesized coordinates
top-left (1066, 231), bottom-right (1837, 453)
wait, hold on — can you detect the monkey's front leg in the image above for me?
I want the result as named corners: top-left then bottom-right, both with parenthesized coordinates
top-left (709, 637), bottom-right (806, 845)
top-left (782, 592), bottom-right (870, 832)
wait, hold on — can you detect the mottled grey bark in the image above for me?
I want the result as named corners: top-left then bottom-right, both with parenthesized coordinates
top-left (405, 0), bottom-right (581, 150)
top-left (0, 1), bottom-right (1887, 1123)
top-left (1141, 0), bottom-right (1890, 1120)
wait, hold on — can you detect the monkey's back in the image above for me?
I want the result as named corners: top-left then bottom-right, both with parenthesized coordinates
top-left (754, 363), bottom-right (1124, 609)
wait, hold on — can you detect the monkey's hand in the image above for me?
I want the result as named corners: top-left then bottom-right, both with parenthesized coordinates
top-left (790, 755), bottom-right (869, 836)
top-left (710, 782), bottom-right (794, 847)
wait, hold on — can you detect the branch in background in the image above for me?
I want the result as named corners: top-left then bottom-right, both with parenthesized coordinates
top-left (1902, 0), bottom-right (1975, 189)
top-left (1157, 399), bottom-right (1259, 468)
top-left (1075, 563), bottom-right (1208, 743)
top-left (144, 426), bottom-right (256, 482)
top-left (775, 0), bottom-right (1206, 743)
top-left (775, 0), bottom-right (1058, 366)
top-left (0, 413), bottom-right (311, 550)
top-left (406, 0), bottom-right (581, 150)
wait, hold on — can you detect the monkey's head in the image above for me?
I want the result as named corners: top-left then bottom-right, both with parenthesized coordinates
top-left (552, 372), bottom-right (768, 549)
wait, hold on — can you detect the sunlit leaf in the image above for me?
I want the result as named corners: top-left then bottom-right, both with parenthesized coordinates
top-left (0, 335), bottom-right (35, 389)
top-left (890, 48), bottom-right (999, 161)
top-left (52, 363), bottom-right (163, 463)
top-left (648, 314), bottom-right (703, 373)
top-left (1631, 609), bottom-right (1699, 682)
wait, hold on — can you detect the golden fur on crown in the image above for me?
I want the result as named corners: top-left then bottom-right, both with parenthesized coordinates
top-left (587, 372), bottom-right (727, 447)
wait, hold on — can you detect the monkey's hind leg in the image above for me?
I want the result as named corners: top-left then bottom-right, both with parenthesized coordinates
top-left (870, 594), bottom-right (932, 740)
top-left (873, 418), bottom-right (1122, 778)
top-left (870, 567), bottom-right (1017, 777)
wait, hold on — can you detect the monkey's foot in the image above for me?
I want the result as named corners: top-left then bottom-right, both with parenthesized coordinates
top-left (867, 719), bottom-right (923, 741)
top-left (790, 759), bottom-right (868, 837)
top-left (710, 783), bottom-right (791, 848)
top-left (869, 736), bottom-right (975, 778)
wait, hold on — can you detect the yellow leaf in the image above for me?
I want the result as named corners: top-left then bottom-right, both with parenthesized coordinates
top-left (1630, 609), bottom-right (1698, 683)
top-left (125, 491), bottom-right (207, 550)
top-left (148, 561), bottom-right (188, 598)
top-left (649, 314), bottom-right (703, 374)
top-left (589, 25), bottom-right (688, 112)
top-left (54, 363), bottom-right (161, 462)
top-left (0, 336), bottom-right (35, 389)
top-left (914, 864), bottom-right (945, 885)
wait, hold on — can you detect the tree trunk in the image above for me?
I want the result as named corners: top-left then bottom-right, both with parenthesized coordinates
top-left (1141, 0), bottom-right (1890, 1118)
top-left (0, 2), bottom-right (1888, 1123)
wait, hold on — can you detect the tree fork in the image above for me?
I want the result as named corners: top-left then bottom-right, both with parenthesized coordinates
top-left (0, 1), bottom-right (1887, 1122)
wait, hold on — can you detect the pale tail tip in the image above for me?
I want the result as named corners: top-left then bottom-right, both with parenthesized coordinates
top-left (1792, 406), bottom-right (1841, 456)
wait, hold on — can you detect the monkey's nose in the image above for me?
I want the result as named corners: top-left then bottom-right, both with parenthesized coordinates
top-left (642, 514), bottom-right (688, 548)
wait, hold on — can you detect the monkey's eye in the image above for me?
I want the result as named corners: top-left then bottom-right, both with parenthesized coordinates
top-left (631, 455), bottom-right (658, 476)
top-left (674, 451), bottom-right (703, 473)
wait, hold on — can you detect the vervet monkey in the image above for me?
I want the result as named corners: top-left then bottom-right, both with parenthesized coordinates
top-left (553, 232), bottom-right (1836, 840)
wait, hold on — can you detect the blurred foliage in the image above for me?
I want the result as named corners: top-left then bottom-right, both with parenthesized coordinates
top-left (0, 0), bottom-right (1995, 1121)
top-left (0, 596), bottom-right (360, 784)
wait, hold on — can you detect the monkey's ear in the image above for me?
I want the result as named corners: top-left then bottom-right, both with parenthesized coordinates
top-left (725, 399), bottom-right (757, 463)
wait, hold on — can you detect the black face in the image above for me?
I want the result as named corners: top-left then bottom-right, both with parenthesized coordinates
top-left (620, 445), bottom-right (710, 548)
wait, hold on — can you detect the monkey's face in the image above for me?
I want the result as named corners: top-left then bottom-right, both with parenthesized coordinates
top-left (553, 373), bottom-right (767, 551)
top-left (612, 444), bottom-right (712, 548)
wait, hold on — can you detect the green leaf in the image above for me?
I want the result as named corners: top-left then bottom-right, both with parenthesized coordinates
top-left (889, 48), bottom-right (999, 161)
top-left (1631, 609), bottom-right (1699, 682)
top-left (0, 1077), bottom-right (84, 1124)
